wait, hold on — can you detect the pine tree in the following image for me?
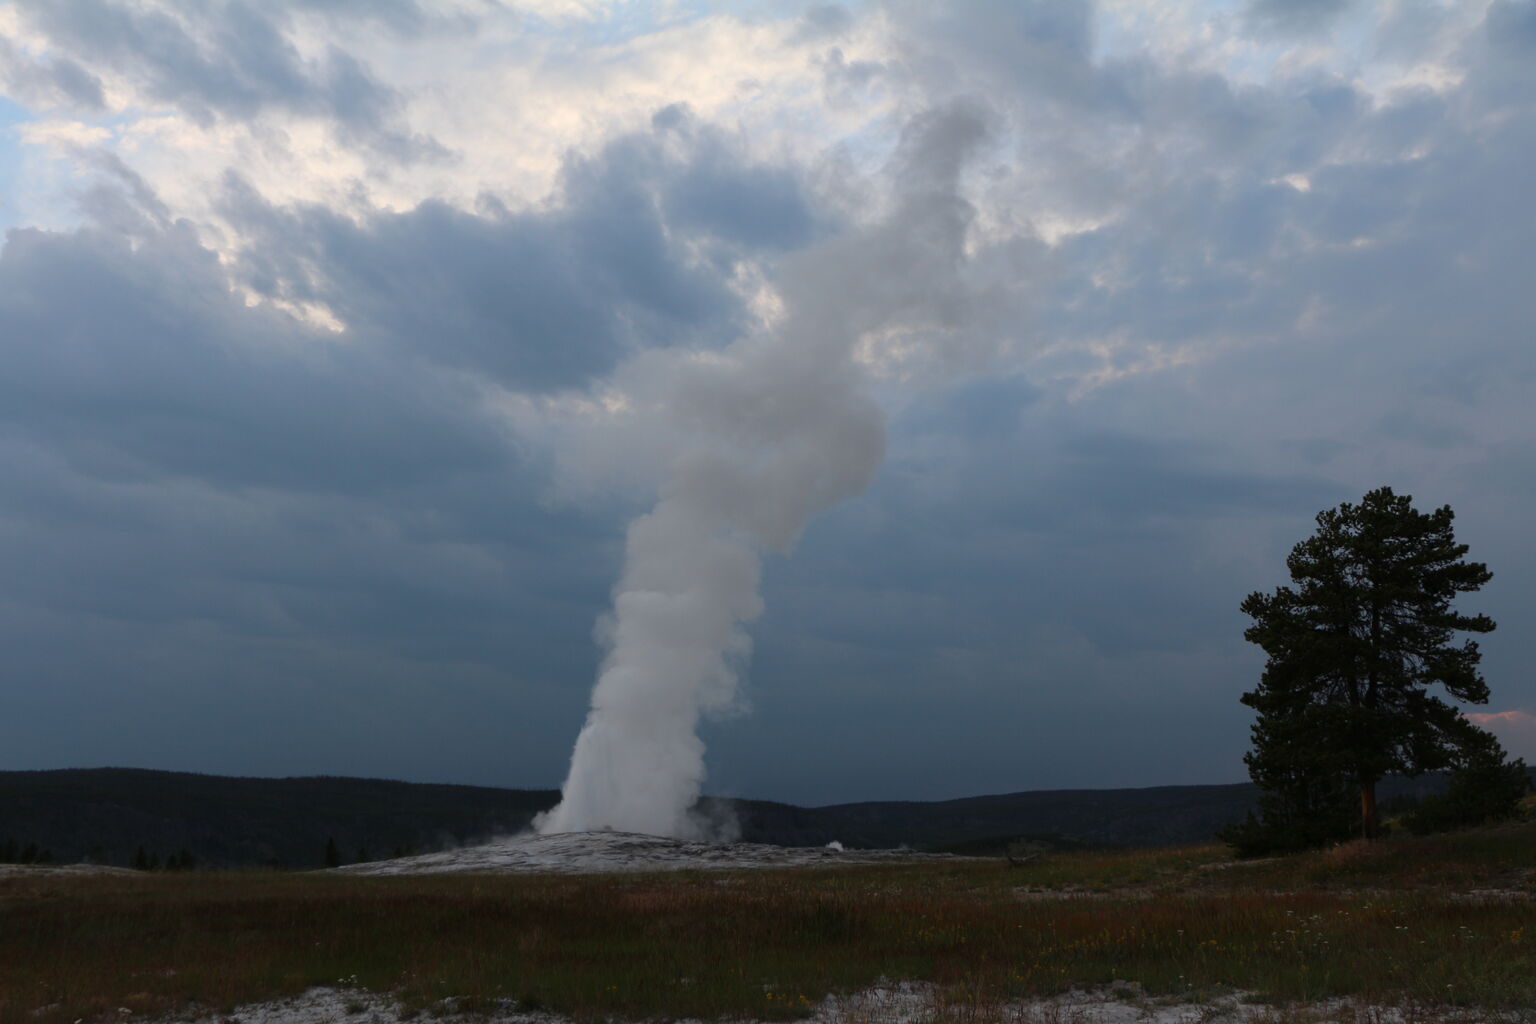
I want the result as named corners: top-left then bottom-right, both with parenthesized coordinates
top-left (324, 837), bottom-right (341, 868)
top-left (1233, 487), bottom-right (1511, 848)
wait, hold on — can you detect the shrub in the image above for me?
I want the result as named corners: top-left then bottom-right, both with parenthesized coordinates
top-left (1404, 756), bottom-right (1530, 835)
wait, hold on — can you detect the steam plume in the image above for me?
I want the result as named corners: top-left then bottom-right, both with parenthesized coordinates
top-left (537, 102), bottom-right (990, 838)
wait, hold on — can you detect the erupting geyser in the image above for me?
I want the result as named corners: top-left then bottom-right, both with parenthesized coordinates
top-left (537, 102), bottom-right (989, 839)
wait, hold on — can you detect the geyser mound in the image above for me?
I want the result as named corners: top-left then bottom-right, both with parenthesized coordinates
top-left (332, 830), bottom-right (952, 876)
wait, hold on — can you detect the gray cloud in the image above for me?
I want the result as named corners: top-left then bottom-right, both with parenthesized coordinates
top-left (888, 0), bottom-right (1109, 118)
top-left (652, 108), bottom-right (820, 252)
top-left (1488, 0), bottom-right (1536, 45)
top-left (287, 0), bottom-right (433, 34)
top-left (0, 35), bottom-right (106, 109)
top-left (1243, 0), bottom-right (1354, 37)
top-left (220, 115), bottom-right (817, 391)
top-left (0, 198), bottom-right (620, 784)
top-left (791, 4), bottom-right (853, 44)
top-left (11, 0), bottom-right (446, 160)
top-left (0, 223), bottom-right (502, 494)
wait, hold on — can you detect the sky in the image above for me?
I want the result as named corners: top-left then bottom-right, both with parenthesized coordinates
top-left (1, 0), bottom-right (1533, 806)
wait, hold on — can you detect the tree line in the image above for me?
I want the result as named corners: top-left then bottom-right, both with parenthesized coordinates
top-left (0, 839), bottom-right (198, 869)
top-left (1, 839), bottom-right (55, 865)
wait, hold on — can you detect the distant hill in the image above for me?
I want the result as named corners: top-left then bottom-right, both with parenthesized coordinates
top-left (719, 770), bottom-right (1475, 851)
top-left (0, 768), bottom-right (557, 869)
top-left (2, 766), bottom-right (1518, 869)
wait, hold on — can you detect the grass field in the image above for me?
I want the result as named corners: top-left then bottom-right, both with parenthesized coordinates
top-left (3, 816), bottom-right (1533, 1024)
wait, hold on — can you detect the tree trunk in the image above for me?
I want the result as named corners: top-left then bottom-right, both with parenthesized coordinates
top-left (1359, 780), bottom-right (1379, 840)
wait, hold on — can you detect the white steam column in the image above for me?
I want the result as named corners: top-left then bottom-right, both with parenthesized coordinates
top-left (537, 102), bottom-right (990, 838)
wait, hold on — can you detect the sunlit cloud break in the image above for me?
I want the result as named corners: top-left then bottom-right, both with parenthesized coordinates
top-left (1465, 710), bottom-right (1536, 728)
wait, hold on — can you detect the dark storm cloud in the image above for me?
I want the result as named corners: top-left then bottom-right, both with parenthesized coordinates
top-left (0, 221), bottom-right (501, 493)
top-left (0, 107), bottom-right (819, 538)
top-left (11, 0), bottom-right (445, 160)
top-left (723, 409), bottom-right (1311, 801)
top-left (220, 115), bottom-right (817, 391)
top-left (221, 185), bottom-right (636, 392)
top-left (651, 107), bottom-right (819, 251)
top-left (798, 380), bottom-right (1341, 662)
top-left (0, 194), bottom-right (617, 780)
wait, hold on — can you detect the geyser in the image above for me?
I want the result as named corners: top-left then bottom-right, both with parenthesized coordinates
top-left (537, 102), bottom-right (989, 839)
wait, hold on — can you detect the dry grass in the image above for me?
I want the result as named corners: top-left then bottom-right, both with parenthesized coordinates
top-left (2, 820), bottom-right (1533, 1024)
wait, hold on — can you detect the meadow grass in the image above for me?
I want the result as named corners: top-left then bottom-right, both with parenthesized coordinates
top-left (2, 820), bottom-right (1533, 1024)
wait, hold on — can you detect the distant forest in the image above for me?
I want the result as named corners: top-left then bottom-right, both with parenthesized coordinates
top-left (5, 767), bottom-right (1515, 870)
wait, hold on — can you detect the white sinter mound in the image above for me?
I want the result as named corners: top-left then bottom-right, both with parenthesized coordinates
top-left (331, 831), bottom-right (947, 876)
top-left (155, 981), bottom-right (1326, 1024)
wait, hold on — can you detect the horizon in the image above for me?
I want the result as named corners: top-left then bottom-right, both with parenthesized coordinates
top-left (4, 761), bottom-right (1429, 807)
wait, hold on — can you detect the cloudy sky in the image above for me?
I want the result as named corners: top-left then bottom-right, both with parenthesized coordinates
top-left (2, 0), bottom-right (1533, 806)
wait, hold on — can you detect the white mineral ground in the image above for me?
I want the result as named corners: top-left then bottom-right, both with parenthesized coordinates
top-left (0, 863), bottom-right (138, 877)
top-left (330, 830), bottom-right (952, 876)
top-left (147, 980), bottom-right (1468, 1024)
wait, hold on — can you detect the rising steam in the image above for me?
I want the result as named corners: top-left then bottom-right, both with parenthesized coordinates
top-left (536, 102), bottom-right (990, 839)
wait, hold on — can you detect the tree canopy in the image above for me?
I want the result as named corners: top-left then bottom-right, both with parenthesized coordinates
top-left (1225, 487), bottom-right (1524, 853)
